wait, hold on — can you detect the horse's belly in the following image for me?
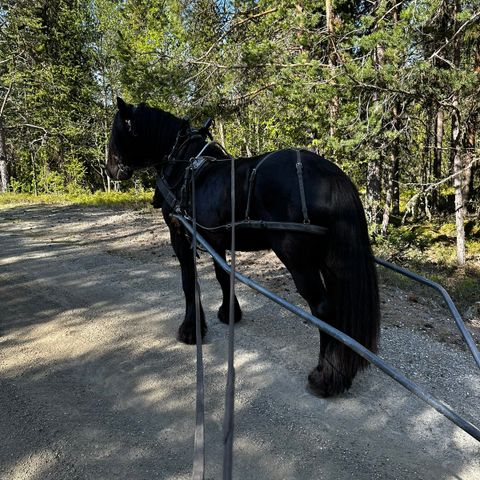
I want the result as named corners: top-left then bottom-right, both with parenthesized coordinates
top-left (234, 231), bottom-right (271, 251)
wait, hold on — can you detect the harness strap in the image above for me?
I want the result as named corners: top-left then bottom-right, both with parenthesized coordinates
top-left (230, 220), bottom-right (326, 235)
top-left (180, 166), bottom-right (193, 211)
top-left (245, 152), bottom-right (276, 220)
top-left (156, 175), bottom-right (180, 211)
top-left (295, 150), bottom-right (310, 224)
top-left (244, 168), bottom-right (257, 221)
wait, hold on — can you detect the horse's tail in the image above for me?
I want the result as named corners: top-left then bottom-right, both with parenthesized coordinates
top-left (311, 175), bottom-right (380, 396)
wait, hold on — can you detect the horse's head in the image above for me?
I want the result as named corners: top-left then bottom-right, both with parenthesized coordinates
top-left (106, 98), bottom-right (138, 180)
top-left (106, 97), bottom-right (182, 180)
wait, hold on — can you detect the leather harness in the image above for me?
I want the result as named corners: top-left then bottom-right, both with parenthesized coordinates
top-left (155, 146), bottom-right (328, 237)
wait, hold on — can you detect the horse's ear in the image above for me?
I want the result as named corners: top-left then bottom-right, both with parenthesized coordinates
top-left (199, 118), bottom-right (214, 139)
top-left (116, 97), bottom-right (131, 119)
top-left (179, 117), bottom-right (190, 135)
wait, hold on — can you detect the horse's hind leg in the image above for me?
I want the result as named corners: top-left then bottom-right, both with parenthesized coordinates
top-left (287, 264), bottom-right (354, 397)
top-left (285, 269), bottom-right (336, 396)
top-left (212, 248), bottom-right (242, 324)
top-left (168, 223), bottom-right (206, 344)
top-left (272, 242), bottom-right (346, 397)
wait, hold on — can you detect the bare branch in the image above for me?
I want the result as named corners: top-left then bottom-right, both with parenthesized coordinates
top-left (7, 123), bottom-right (49, 134)
top-left (402, 156), bottom-right (479, 222)
top-left (0, 82), bottom-right (12, 118)
top-left (429, 10), bottom-right (480, 62)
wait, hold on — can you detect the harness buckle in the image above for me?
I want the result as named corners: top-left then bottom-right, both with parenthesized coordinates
top-left (191, 156), bottom-right (206, 171)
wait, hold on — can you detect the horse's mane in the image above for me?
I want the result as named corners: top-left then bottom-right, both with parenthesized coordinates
top-left (134, 103), bottom-right (182, 154)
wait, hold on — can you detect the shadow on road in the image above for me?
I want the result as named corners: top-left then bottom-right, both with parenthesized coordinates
top-left (0, 204), bottom-right (479, 479)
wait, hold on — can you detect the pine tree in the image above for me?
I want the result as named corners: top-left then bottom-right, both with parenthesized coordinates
top-left (0, 0), bottom-right (99, 193)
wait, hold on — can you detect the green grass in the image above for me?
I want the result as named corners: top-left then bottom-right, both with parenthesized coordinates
top-left (0, 190), bottom-right (154, 209)
top-left (375, 219), bottom-right (480, 310)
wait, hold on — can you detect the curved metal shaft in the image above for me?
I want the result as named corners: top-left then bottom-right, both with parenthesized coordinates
top-left (374, 257), bottom-right (480, 370)
top-left (174, 214), bottom-right (480, 444)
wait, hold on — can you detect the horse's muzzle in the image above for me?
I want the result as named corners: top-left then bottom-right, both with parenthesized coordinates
top-left (116, 165), bottom-right (134, 180)
top-left (106, 163), bottom-right (133, 180)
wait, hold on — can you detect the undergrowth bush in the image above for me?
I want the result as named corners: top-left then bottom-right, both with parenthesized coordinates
top-left (375, 219), bottom-right (480, 309)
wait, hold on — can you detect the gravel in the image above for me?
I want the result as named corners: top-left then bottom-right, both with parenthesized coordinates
top-left (1, 203), bottom-right (479, 480)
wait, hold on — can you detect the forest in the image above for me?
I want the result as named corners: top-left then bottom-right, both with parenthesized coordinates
top-left (0, 0), bottom-right (479, 267)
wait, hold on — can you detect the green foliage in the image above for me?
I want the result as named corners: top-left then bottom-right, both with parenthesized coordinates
top-left (0, 0), bottom-right (479, 266)
top-left (376, 220), bottom-right (480, 266)
top-left (0, 190), bottom-right (154, 209)
top-left (1, 0), bottom-right (102, 192)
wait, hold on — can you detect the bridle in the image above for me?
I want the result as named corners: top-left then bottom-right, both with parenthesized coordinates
top-left (165, 118), bottom-right (215, 164)
top-left (154, 119), bottom-right (234, 215)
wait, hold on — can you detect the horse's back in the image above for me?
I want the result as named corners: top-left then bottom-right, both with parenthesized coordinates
top-left (195, 147), bottom-right (363, 253)
top-left (252, 148), bottom-right (355, 227)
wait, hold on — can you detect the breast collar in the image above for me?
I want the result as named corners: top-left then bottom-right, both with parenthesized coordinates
top-left (155, 132), bottom-right (229, 212)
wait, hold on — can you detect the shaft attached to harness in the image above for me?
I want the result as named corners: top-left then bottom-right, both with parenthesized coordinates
top-left (174, 213), bottom-right (480, 444)
top-left (222, 155), bottom-right (236, 480)
top-left (191, 165), bottom-right (205, 480)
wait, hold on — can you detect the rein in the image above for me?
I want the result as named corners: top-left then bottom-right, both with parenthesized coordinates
top-left (179, 130), bottom-right (236, 480)
top-left (158, 129), bottom-right (327, 479)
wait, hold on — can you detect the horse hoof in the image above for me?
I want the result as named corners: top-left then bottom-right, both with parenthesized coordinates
top-left (177, 323), bottom-right (206, 345)
top-left (307, 367), bottom-right (331, 398)
top-left (307, 366), bottom-right (352, 398)
top-left (218, 303), bottom-right (242, 325)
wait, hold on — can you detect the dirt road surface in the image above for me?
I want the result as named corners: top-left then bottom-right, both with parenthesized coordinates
top-left (1, 204), bottom-right (479, 480)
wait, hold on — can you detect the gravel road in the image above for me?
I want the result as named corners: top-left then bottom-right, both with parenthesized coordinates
top-left (1, 204), bottom-right (479, 480)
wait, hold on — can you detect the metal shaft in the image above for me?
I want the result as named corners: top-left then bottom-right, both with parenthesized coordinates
top-left (174, 214), bottom-right (480, 444)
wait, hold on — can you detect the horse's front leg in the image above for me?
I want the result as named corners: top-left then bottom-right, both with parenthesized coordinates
top-left (169, 224), bottom-right (206, 344)
top-left (212, 248), bottom-right (242, 325)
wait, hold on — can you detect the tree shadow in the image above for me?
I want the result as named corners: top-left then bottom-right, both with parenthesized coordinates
top-left (1, 204), bottom-right (479, 479)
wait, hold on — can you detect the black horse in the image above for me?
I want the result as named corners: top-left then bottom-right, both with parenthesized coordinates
top-left (107, 97), bottom-right (380, 397)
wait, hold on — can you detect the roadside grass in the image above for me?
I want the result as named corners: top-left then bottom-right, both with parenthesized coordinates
top-left (0, 190), bottom-right (154, 210)
top-left (375, 219), bottom-right (480, 311)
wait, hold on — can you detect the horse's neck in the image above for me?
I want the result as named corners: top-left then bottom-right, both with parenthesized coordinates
top-left (161, 161), bottom-right (185, 186)
top-left (149, 111), bottom-right (182, 163)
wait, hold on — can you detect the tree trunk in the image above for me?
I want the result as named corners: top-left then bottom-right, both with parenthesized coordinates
top-left (432, 107), bottom-right (444, 210)
top-left (381, 103), bottom-right (400, 235)
top-left (31, 152), bottom-right (38, 196)
top-left (463, 114), bottom-right (476, 207)
top-left (381, 149), bottom-right (397, 235)
top-left (368, 42), bottom-right (384, 231)
top-left (451, 0), bottom-right (465, 265)
top-left (382, 1), bottom-right (402, 226)
top-left (218, 119), bottom-right (225, 146)
top-left (367, 158), bottom-right (382, 229)
top-left (0, 119), bottom-right (9, 193)
top-left (451, 106), bottom-right (465, 265)
top-left (464, 36), bottom-right (479, 207)
top-left (325, 0), bottom-right (338, 141)
top-left (391, 144), bottom-right (400, 216)
top-left (422, 106), bottom-right (432, 185)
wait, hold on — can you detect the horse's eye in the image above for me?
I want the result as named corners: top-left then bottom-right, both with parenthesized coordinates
top-left (125, 119), bottom-right (138, 137)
